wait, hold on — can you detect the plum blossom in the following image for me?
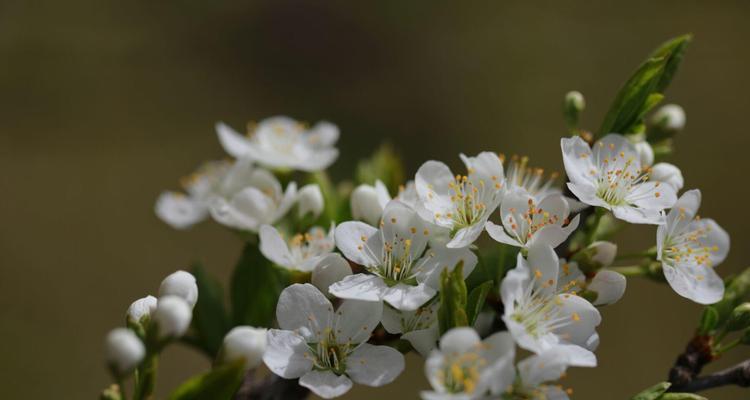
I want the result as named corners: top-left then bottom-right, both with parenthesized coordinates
top-left (650, 162), bottom-right (684, 191)
top-left (220, 326), bottom-right (268, 371)
top-left (331, 201), bottom-right (477, 311)
top-left (561, 134), bottom-right (677, 224)
top-left (351, 180), bottom-right (418, 226)
top-left (502, 154), bottom-right (586, 212)
top-left (501, 243), bottom-right (601, 362)
top-left (504, 344), bottom-right (594, 400)
top-left (216, 116), bottom-right (339, 172)
top-left (421, 328), bottom-right (515, 399)
top-left (416, 152), bottom-right (505, 248)
top-left (155, 160), bottom-right (230, 229)
top-left (657, 189), bottom-right (730, 304)
top-left (259, 224), bottom-right (336, 272)
top-left (381, 299), bottom-right (439, 356)
top-left (263, 284), bottom-right (404, 399)
top-left (485, 188), bottom-right (580, 250)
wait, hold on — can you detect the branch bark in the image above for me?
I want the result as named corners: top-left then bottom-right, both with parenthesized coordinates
top-left (671, 359), bottom-right (750, 393)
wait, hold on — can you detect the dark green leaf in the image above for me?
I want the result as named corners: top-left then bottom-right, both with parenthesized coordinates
top-left (191, 263), bottom-right (230, 357)
top-left (167, 360), bottom-right (245, 400)
top-left (230, 243), bottom-right (287, 327)
top-left (466, 281), bottom-right (493, 326)
top-left (631, 382), bottom-right (671, 400)
top-left (438, 262), bottom-right (468, 334)
top-left (650, 34), bottom-right (692, 93)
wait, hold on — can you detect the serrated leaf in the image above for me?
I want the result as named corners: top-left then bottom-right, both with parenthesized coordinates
top-left (167, 360), bottom-right (245, 400)
top-left (466, 281), bottom-right (493, 326)
top-left (631, 382), bottom-right (671, 400)
top-left (191, 263), bottom-right (230, 357)
top-left (230, 243), bottom-right (287, 327)
top-left (438, 262), bottom-right (468, 334)
top-left (598, 34), bottom-right (691, 137)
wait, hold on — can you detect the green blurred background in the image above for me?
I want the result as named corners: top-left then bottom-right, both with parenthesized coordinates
top-left (2, 1), bottom-right (749, 398)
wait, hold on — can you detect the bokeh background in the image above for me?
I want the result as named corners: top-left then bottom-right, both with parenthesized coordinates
top-left (2, 1), bottom-right (750, 398)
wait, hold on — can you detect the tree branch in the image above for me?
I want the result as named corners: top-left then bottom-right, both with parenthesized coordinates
top-left (668, 335), bottom-right (714, 388)
top-left (671, 359), bottom-right (750, 393)
top-left (233, 371), bottom-right (309, 400)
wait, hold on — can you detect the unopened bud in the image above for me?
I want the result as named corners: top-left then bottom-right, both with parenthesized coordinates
top-left (588, 270), bottom-right (627, 306)
top-left (153, 295), bottom-right (192, 339)
top-left (220, 326), bottom-right (268, 371)
top-left (297, 184), bottom-right (324, 219)
top-left (649, 163), bottom-right (684, 191)
top-left (350, 183), bottom-right (387, 226)
top-left (652, 104), bottom-right (686, 132)
top-left (311, 253), bottom-right (352, 297)
top-left (159, 270), bottom-right (198, 308)
top-left (572, 241), bottom-right (617, 273)
top-left (726, 303), bottom-right (750, 332)
top-left (126, 295), bottom-right (157, 325)
top-left (634, 141), bottom-right (654, 167)
top-left (564, 91), bottom-right (586, 128)
top-left (105, 328), bottom-right (145, 374)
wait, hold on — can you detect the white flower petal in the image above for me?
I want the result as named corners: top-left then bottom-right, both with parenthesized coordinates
top-left (415, 160), bottom-right (455, 220)
top-left (334, 222), bottom-right (380, 267)
top-left (276, 284), bottom-right (333, 341)
top-left (259, 225), bottom-right (295, 268)
top-left (382, 283), bottom-right (436, 311)
top-left (347, 343), bottom-right (405, 387)
top-left (438, 327), bottom-right (481, 354)
top-left (402, 326), bottom-right (439, 356)
top-left (299, 370), bottom-right (352, 399)
top-left (561, 136), bottom-right (596, 186)
top-left (446, 222), bottom-right (486, 249)
top-left (328, 273), bottom-right (388, 302)
top-left (215, 121), bottom-right (251, 158)
top-left (335, 299), bottom-right (382, 344)
top-left (589, 270), bottom-right (627, 306)
top-left (155, 191), bottom-right (208, 229)
top-left (311, 253), bottom-right (353, 297)
top-left (553, 294), bottom-right (601, 350)
top-left (612, 205), bottom-right (665, 225)
top-left (485, 220), bottom-right (522, 247)
top-left (663, 263), bottom-right (725, 305)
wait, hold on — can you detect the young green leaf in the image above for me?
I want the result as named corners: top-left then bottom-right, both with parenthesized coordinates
top-left (466, 281), bottom-right (493, 326)
top-left (355, 143), bottom-right (406, 194)
top-left (631, 382), bottom-right (671, 400)
top-left (230, 243), bottom-right (287, 327)
top-left (191, 263), bottom-right (230, 357)
top-left (167, 360), bottom-right (245, 400)
top-left (697, 306), bottom-right (719, 335)
top-left (438, 261), bottom-right (469, 334)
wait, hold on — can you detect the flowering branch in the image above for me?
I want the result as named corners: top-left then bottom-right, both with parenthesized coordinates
top-left (670, 359), bottom-right (750, 393)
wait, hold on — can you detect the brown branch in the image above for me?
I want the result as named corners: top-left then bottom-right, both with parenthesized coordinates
top-left (671, 359), bottom-right (750, 393)
top-left (668, 335), bottom-right (714, 388)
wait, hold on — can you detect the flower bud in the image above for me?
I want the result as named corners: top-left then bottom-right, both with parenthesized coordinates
top-left (588, 270), bottom-right (626, 306)
top-left (350, 184), bottom-right (385, 226)
top-left (634, 140), bottom-right (654, 167)
top-left (153, 295), bottom-right (192, 339)
top-left (590, 241), bottom-right (617, 268)
top-left (220, 326), bottom-right (267, 371)
top-left (105, 328), bottom-right (145, 374)
top-left (726, 303), bottom-right (750, 332)
top-left (159, 270), bottom-right (198, 308)
top-left (649, 163), bottom-right (684, 191)
top-left (564, 91), bottom-right (586, 128)
top-left (126, 295), bottom-right (157, 325)
top-left (311, 253), bottom-right (352, 297)
top-left (651, 104), bottom-right (686, 132)
top-left (296, 184), bottom-right (324, 219)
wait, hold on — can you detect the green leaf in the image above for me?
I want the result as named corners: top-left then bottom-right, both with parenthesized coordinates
top-left (658, 394), bottom-right (707, 400)
top-left (697, 306), bottom-right (719, 335)
top-left (230, 243), bottom-right (287, 327)
top-left (598, 34), bottom-right (691, 137)
top-left (438, 262), bottom-right (468, 334)
top-left (714, 268), bottom-right (750, 326)
top-left (355, 143), bottom-right (406, 194)
top-left (466, 281), bottom-right (493, 326)
top-left (631, 382), bottom-right (671, 400)
top-left (167, 360), bottom-right (245, 400)
top-left (466, 244), bottom-right (518, 291)
top-left (191, 263), bottom-right (230, 357)
top-left (307, 171), bottom-right (340, 223)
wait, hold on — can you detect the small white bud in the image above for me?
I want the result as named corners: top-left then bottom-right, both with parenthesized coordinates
top-left (649, 162), bottom-right (684, 191)
top-left (159, 270), bottom-right (198, 308)
top-left (350, 184), bottom-right (384, 226)
top-left (565, 90), bottom-right (585, 112)
top-left (296, 184), bottom-right (324, 219)
top-left (589, 270), bottom-right (627, 306)
top-left (221, 326), bottom-right (268, 371)
top-left (127, 295), bottom-right (157, 324)
top-left (589, 241), bottom-right (617, 268)
top-left (311, 253), bottom-right (352, 297)
top-left (634, 140), bottom-right (654, 167)
top-left (153, 295), bottom-right (192, 339)
top-left (652, 104), bottom-right (686, 131)
top-left (105, 328), bottom-right (145, 374)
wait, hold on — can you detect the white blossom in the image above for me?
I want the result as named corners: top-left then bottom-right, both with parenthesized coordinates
top-left (485, 188), bottom-right (580, 250)
top-left (263, 284), bottom-right (404, 399)
top-left (311, 253), bottom-right (353, 297)
top-left (153, 295), bottom-right (192, 339)
top-left (561, 134), bottom-right (677, 224)
top-left (208, 158), bottom-right (298, 232)
top-left (421, 328), bottom-right (515, 399)
top-left (651, 104), bottom-right (686, 131)
top-left (296, 184), bottom-right (324, 219)
top-left (501, 243), bottom-right (600, 363)
top-left (381, 299), bottom-right (439, 356)
top-left (350, 180), bottom-right (391, 226)
top-left (127, 295), bottom-right (157, 324)
top-left (155, 160), bottom-right (231, 229)
top-left (416, 152), bottom-right (505, 248)
top-left (502, 154), bottom-right (587, 212)
top-left (332, 200), bottom-right (477, 311)
top-left (216, 116), bottom-right (339, 172)
top-left (650, 162), bottom-right (684, 191)
top-left (158, 270), bottom-right (198, 309)
top-left (657, 189), bottom-right (730, 304)
top-left (105, 328), bottom-right (145, 374)
top-left (221, 326), bottom-right (267, 371)
top-left (260, 224), bottom-right (336, 272)
top-left (506, 345), bottom-right (593, 400)
top-left (634, 140), bottom-right (655, 167)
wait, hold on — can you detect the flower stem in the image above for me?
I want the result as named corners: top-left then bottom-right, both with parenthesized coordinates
top-left (133, 354), bottom-right (158, 400)
top-left (609, 265), bottom-right (647, 277)
top-left (715, 338), bottom-right (741, 354)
